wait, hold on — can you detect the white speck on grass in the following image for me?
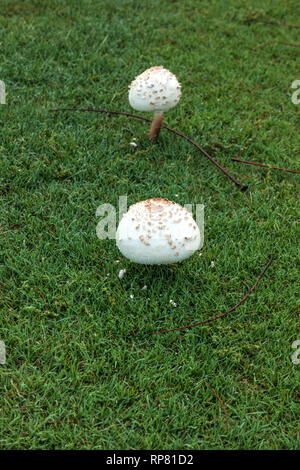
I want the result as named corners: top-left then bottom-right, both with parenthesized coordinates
top-left (210, 261), bottom-right (215, 267)
top-left (130, 294), bottom-right (134, 299)
top-left (130, 142), bottom-right (137, 147)
top-left (118, 269), bottom-right (126, 279)
top-left (141, 285), bottom-right (147, 291)
top-left (170, 299), bottom-right (177, 307)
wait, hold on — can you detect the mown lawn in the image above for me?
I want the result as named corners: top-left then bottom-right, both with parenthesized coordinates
top-left (0, 0), bottom-right (299, 450)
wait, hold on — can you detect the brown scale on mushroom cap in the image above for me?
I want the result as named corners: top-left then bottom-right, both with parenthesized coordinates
top-left (120, 198), bottom-right (198, 245)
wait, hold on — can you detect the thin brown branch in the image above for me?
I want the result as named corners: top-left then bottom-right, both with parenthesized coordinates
top-left (279, 42), bottom-right (300, 48)
top-left (260, 20), bottom-right (300, 29)
top-left (253, 40), bottom-right (300, 50)
top-left (162, 124), bottom-right (248, 191)
top-left (232, 158), bottom-right (300, 174)
top-left (252, 41), bottom-right (274, 50)
top-left (49, 107), bottom-right (248, 191)
top-left (207, 384), bottom-right (228, 433)
top-left (152, 254), bottom-right (273, 334)
top-left (46, 420), bottom-right (78, 425)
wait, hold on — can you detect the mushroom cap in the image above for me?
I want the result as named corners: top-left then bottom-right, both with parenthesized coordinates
top-left (116, 198), bottom-right (200, 265)
top-left (128, 66), bottom-right (182, 113)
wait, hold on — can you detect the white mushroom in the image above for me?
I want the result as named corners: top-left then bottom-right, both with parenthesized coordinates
top-left (128, 66), bottom-right (182, 139)
top-left (116, 198), bottom-right (200, 265)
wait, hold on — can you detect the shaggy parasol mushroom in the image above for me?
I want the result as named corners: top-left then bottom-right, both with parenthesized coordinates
top-left (128, 66), bottom-right (182, 139)
top-left (116, 198), bottom-right (200, 264)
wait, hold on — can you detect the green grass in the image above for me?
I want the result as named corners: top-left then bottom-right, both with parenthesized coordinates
top-left (0, 0), bottom-right (299, 450)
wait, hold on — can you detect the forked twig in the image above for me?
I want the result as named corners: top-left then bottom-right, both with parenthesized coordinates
top-left (49, 107), bottom-right (248, 191)
top-left (152, 254), bottom-right (273, 334)
top-left (232, 158), bottom-right (300, 174)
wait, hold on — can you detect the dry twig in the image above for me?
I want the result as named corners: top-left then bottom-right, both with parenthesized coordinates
top-left (152, 254), bottom-right (273, 334)
top-left (252, 41), bottom-right (300, 50)
top-left (50, 107), bottom-right (248, 191)
top-left (232, 158), bottom-right (300, 174)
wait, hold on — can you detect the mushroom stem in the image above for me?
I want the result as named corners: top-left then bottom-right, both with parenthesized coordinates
top-left (149, 113), bottom-right (163, 140)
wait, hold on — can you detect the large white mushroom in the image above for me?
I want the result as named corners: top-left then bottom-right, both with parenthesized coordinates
top-left (116, 198), bottom-right (200, 265)
top-left (128, 66), bottom-right (182, 139)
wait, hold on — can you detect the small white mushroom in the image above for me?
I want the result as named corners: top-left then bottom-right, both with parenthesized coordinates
top-left (128, 66), bottom-right (182, 140)
top-left (116, 198), bottom-right (201, 265)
